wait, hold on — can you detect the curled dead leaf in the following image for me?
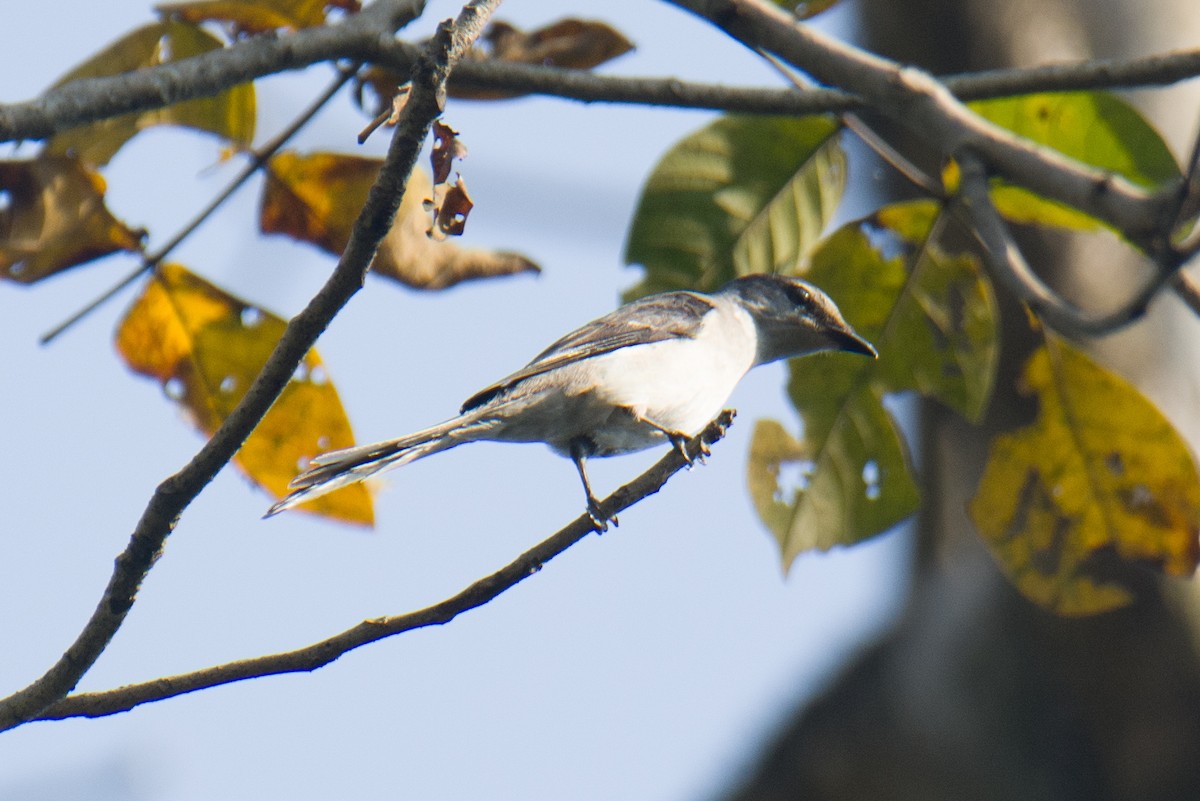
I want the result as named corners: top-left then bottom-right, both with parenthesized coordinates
top-left (427, 176), bottom-right (474, 242)
top-left (431, 121), bottom-right (468, 185)
top-left (0, 155), bottom-right (145, 284)
top-left (378, 169), bottom-right (535, 289)
top-left (260, 151), bottom-right (539, 290)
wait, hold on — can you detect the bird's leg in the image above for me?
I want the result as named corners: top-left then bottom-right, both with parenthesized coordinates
top-left (569, 439), bottom-right (616, 531)
top-left (629, 410), bottom-right (707, 466)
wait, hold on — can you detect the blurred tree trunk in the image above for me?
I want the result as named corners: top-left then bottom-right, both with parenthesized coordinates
top-left (722, 3), bottom-right (1200, 799)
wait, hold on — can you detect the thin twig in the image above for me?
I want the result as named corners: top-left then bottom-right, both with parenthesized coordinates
top-left (755, 48), bottom-right (945, 198)
top-left (1171, 272), bottom-right (1200, 317)
top-left (956, 153), bottom-right (1171, 337)
top-left (35, 414), bottom-right (735, 721)
top-left (0, 0), bottom-right (476, 733)
top-left (39, 62), bottom-right (362, 346)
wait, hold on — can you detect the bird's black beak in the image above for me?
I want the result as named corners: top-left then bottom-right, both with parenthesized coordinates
top-left (830, 328), bottom-right (878, 358)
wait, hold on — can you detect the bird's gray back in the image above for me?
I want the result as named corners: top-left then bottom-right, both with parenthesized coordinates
top-left (460, 291), bottom-right (716, 412)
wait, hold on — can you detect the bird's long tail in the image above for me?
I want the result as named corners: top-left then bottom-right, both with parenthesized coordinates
top-left (264, 414), bottom-right (482, 518)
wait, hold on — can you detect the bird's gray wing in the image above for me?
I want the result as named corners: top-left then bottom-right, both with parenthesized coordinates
top-left (460, 290), bottom-right (715, 412)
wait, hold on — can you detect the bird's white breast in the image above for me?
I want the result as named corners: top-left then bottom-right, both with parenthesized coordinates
top-left (582, 298), bottom-right (759, 453)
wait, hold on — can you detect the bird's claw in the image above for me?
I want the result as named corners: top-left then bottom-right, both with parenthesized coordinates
top-left (587, 501), bottom-right (617, 533)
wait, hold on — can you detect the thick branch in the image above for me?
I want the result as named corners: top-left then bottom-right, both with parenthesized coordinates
top-left (3, 9), bottom-right (1199, 145)
top-left (0, 0), bottom-right (425, 142)
top-left (34, 414), bottom-right (735, 722)
top-left (0, 0), bottom-right (497, 733)
top-left (668, 0), bottom-right (1173, 244)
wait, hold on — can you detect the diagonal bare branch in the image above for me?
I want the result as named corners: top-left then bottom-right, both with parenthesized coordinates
top-left (0, 0), bottom-right (499, 733)
top-left (34, 414), bottom-right (735, 722)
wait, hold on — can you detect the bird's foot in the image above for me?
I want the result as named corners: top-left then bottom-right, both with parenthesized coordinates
top-left (586, 499), bottom-right (618, 533)
top-left (667, 431), bottom-right (702, 468)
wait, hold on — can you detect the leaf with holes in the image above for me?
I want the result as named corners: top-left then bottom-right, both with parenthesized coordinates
top-left (624, 115), bottom-right (844, 299)
top-left (157, 0), bottom-right (360, 35)
top-left (261, 151), bottom-right (538, 290)
top-left (0, 156), bottom-right (145, 284)
top-left (46, 21), bottom-right (256, 166)
top-left (116, 263), bottom-right (373, 525)
top-left (748, 211), bottom-right (999, 567)
top-left (947, 92), bottom-right (1180, 232)
top-left (970, 336), bottom-right (1200, 615)
top-left (749, 389), bottom-right (916, 567)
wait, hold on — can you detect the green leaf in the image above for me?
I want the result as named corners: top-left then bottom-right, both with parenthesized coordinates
top-left (749, 388), bottom-right (918, 565)
top-left (871, 201), bottom-right (999, 422)
top-left (970, 336), bottom-right (1200, 616)
top-left (959, 92), bottom-right (1180, 231)
top-left (748, 208), bottom-right (1000, 567)
top-left (624, 115), bottom-right (844, 299)
top-left (47, 21), bottom-right (256, 166)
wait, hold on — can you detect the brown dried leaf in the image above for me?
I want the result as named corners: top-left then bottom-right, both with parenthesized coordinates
top-left (0, 155), bottom-right (145, 284)
top-left (260, 150), bottom-right (375, 254)
top-left (116, 263), bottom-right (373, 525)
top-left (430, 121), bottom-right (467, 185)
top-left (260, 151), bottom-right (539, 290)
top-left (428, 176), bottom-right (474, 241)
top-left (451, 18), bottom-right (634, 100)
top-left (354, 66), bottom-right (405, 121)
top-left (484, 19), bottom-right (633, 68)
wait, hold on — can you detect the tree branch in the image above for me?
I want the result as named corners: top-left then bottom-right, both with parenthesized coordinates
top-left (667, 0), bottom-right (1174, 245)
top-left (0, 0), bottom-right (498, 733)
top-left (3, 7), bottom-right (1199, 145)
top-left (956, 153), bottom-right (1174, 337)
top-left (0, 0), bottom-right (426, 143)
top-left (39, 62), bottom-right (363, 346)
top-left (434, 44), bottom-right (1200, 114)
top-left (34, 413), bottom-right (735, 722)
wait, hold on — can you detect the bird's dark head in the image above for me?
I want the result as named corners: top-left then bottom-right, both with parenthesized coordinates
top-left (720, 274), bottom-right (877, 365)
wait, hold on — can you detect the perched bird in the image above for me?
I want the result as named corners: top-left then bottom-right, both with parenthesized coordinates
top-left (266, 274), bottom-right (876, 527)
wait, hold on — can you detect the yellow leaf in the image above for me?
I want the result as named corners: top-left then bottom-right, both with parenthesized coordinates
top-left (157, 0), bottom-right (360, 34)
top-left (46, 21), bottom-right (256, 166)
top-left (970, 337), bottom-right (1200, 615)
top-left (261, 151), bottom-right (539, 290)
top-left (116, 263), bottom-right (373, 525)
top-left (0, 155), bottom-right (144, 283)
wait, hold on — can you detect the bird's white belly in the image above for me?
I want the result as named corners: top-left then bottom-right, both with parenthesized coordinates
top-left (580, 302), bottom-right (758, 453)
